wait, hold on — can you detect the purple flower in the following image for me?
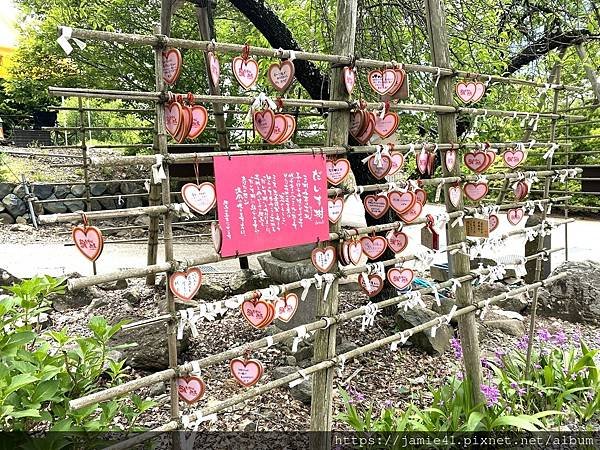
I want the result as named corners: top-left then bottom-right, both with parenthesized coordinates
top-left (480, 384), bottom-right (500, 407)
top-left (494, 349), bottom-right (506, 368)
top-left (347, 387), bottom-right (365, 403)
top-left (450, 337), bottom-right (463, 359)
top-left (456, 371), bottom-right (464, 381)
top-left (510, 381), bottom-right (526, 396)
top-left (551, 331), bottom-right (567, 347)
top-left (382, 399), bottom-right (394, 409)
top-left (516, 335), bottom-right (529, 351)
top-left (534, 363), bottom-right (541, 370)
top-left (538, 329), bottom-right (551, 342)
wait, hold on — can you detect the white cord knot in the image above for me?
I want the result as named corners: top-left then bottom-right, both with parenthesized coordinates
top-left (177, 308), bottom-right (199, 340)
top-left (152, 154), bottom-right (167, 184)
top-left (361, 302), bottom-right (379, 331)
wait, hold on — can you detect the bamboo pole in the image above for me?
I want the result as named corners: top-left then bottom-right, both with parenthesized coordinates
top-left (576, 44), bottom-right (600, 102)
top-left (57, 26), bottom-right (585, 92)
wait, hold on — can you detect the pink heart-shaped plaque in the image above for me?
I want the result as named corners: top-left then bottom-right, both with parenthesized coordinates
top-left (388, 191), bottom-right (416, 215)
top-left (464, 152), bottom-right (488, 173)
top-left (266, 114), bottom-right (288, 144)
top-left (456, 81), bottom-right (476, 103)
top-left (326, 159), bottom-right (350, 185)
top-left (415, 188), bottom-right (427, 206)
top-left (386, 230), bottom-right (409, 254)
top-left (169, 267), bottom-right (203, 302)
top-left (445, 149), bottom-right (457, 172)
top-left (187, 105), bottom-right (208, 140)
top-left (211, 221), bottom-right (222, 253)
top-left (268, 60), bottom-right (295, 93)
top-left (275, 293), bottom-right (299, 323)
top-left (162, 48), bottom-right (182, 85)
top-left (165, 102), bottom-right (182, 138)
top-left (513, 180), bottom-right (529, 200)
top-left (387, 268), bottom-right (414, 290)
top-left (504, 149), bottom-right (525, 169)
top-left (363, 194), bottom-right (389, 219)
top-left (507, 208), bottom-right (525, 225)
top-left (72, 226), bottom-right (104, 262)
top-left (241, 299), bottom-right (271, 328)
top-left (181, 182), bottom-right (216, 215)
top-left (232, 56), bottom-right (259, 89)
top-left (311, 246), bottom-right (337, 273)
top-left (207, 51), bottom-right (220, 86)
top-left (328, 197), bottom-right (344, 224)
top-left (368, 69), bottom-right (397, 95)
top-left (399, 201), bottom-right (423, 223)
top-left (348, 241), bottom-right (363, 265)
top-left (417, 151), bottom-right (430, 174)
top-left (471, 82), bottom-right (486, 103)
top-left (367, 154), bottom-right (392, 180)
top-left (343, 66), bottom-right (356, 95)
top-left (489, 214), bottom-right (499, 232)
top-left (230, 358), bottom-right (264, 387)
top-left (448, 185), bottom-right (462, 207)
top-left (355, 114), bottom-right (375, 144)
top-left (463, 182), bottom-right (488, 201)
top-left (388, 151), bottom-right (405, 176)
top-left (177, 376), bottom-right (206, 404)
top-left (254, 109), bottom-right (275, 140)
top-left (374, 112), bottom-right (399, 139)
top-left (360, 236), bottom-right (388, 260)
top-left (359, 274), bottom-right (384, 297)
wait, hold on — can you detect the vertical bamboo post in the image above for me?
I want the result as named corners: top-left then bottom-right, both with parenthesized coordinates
top-left (525, 61), bottom-right (561, 376)
top-left (424, 0), bottom-right (483, 404)
top-left (153, 15), bottom-right (180, 447)
top-left (78, 97), bottom-right (92, 212)
top-left (309, 1), bottom-right (356, 449)
top-left (576, 43), bottom-right (600, 102)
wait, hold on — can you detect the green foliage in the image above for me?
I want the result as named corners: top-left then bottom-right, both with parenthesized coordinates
top-left (0, 276), bottom-right (154, 435)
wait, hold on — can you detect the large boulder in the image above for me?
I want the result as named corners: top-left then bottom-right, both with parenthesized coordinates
top-left (32, 184), bottom-right (54, 200)
top-left (0, 212), bottom-right (15, 225)
top-left (538, 261), bottom-right (600, 324)
top-left (395, 307), bottom-right (452, 355)
top-left (71, 184), bottom-right (87, 197)
top-left (0, 268), bottom-right (22, 291)
top-left (54, 185), bottom-right (71, 199)
top-left (63, 194), bottom-right (85, 213)
top-left (0, 183), bottom-right (14, 199)
top-left (473, 282), bottom-right (528, 313)
top-left (228, 269), bottom-right (270, 294)
top-left (43, 195), bottom-right (68, 214)
top-left (50, 273), bottom-right (104, 311)
top-left (2, 194), bottom-right (27, 217)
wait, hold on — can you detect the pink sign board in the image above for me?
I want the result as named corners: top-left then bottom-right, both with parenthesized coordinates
top-left (214, 154), bottom-right (329, 257)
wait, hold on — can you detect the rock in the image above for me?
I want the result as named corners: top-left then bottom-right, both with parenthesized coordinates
top-left (120, 182), bottom-right (145, 194)
top-left (43, 196), bottom-right (68, 214)
top-left (285, 356), bottom-right (297, 366)
top-left (91, 199), bottom-right (103, 211)
top-left (0, 212), bottom-right (15, 225)
top-left (123, 289), bottom-right (142, 306)
top-left (0, 268), bottom-right (21, 289)
top-left (110, 314), bottom-right (189, 371)
top-left (133, 215), bottom-right (151, 227)
top-left (336, 340), bottom-right (359, 355)
top-left (484, 319), bottom-right (525, 336)
top-left (10, 223), bottom-right (32, 232)
top-left (538, 260), bottom-right (600, 324)
top-left (2, 194), bottom-right (27, 217)
top-left (130, 228), bottom-right (145, 238)
top-left (0, 183), bottom-right (14, 199)
top-left (149, 382), bottom-right (167, 397)
top-left (64, 194), bottom-right (85, 213)
top-left (102, 350), bottom-right (125, 372)
top-left (258, 255), bottom-right (317, 284)
top-left (54, 185), bottom-right (71, 199)
top-left (430, 295), bottom-right (458, 322)
top-left (99, 279), bottom-right (129, 291)
top-left (524, 215), bottom-right (551, 283)
top-left (195, 283), bottom-right (227, 300)
top-left (126, 196), bottom-right (144, 209)
top-left (395, 307), bottom-right (452, 355)
top-left (228, 269), bottom-right (270, 294)
top-left (99, 197), bottom-right (117, 210)
top-left (0, 203), bottom-right (4, 213)
top-left (106, 182), bottom-right (121, 194)
top-left (85, 297), bottom-right (110, 312)
top-left (473, 282), bottom-right (527, 313)
top-left (242, 421), bottom-right (257, 432)
top-left (90, 183), bottom-right (106, 196)
top-left (271, 366), bottom-right (311, 404)
top-left (71, 184), bottom-right (87, 197)
top-left (12, 184), bottom-right (26, 199)
top-left (15, 216), bottom-right (27, 225)
top-left (32, 184), bottom-right (54, 200)
top-left (271, 244), bottom-right (316, 263)
top-left (51, 274), bottom-right (104, 311)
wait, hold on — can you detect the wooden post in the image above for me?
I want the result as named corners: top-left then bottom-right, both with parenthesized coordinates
top-left (525, 60), bottom-right (562, 376)
top-left (424, 0), bottom-right (483, 404)
top-left (78, 97), bottom-right (92, 212)
top-left (576, 43), bottom-right (600, 102)
top-left (310, 1), bottom-right (356, 449)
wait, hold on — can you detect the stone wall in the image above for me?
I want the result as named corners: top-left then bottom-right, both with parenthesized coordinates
top-left (0, 181), bottom-right (149, 225)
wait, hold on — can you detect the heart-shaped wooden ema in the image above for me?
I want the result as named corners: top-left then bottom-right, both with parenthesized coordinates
top-left (275, 293), bottom-right (299, 323)
top-left (484, 151), bottom-right (496, 171)
top-left (339, 241), bottom-right (350, 266)
top-left (503, 149), bottom-right (525, 169)
top-left (427, 151), bottom-right (436, 176)
top-left (207, 51), bottom-right (220, 86)
top-left (464, 182), bottom-right (488, 201)
top-left (211, 221), bottom-right (222, 253)
top-left (388, 191), bottom-right (416, 215)
top-left (513, 181), bottom-right (528, 200)
top-left (471, 82), bottom-right (486, 103)
top-left (187, 105), bottom-right (208, 140)
top-left (388, 152), bottom-right (405, 176)
top-left (385, 68), bottom-right (405, 96)
top-left (417, 151), bottom-right (430, 174)
top-left (181, 182), bottom-right (216, 215)
top-left (177, 376), bottom-right (206, 404)
top-left (399, 201), bottom-right (423, 223)
top-left (174, 105), bottom-right (193, 144)
top-left (367, 154), bottom-right (392, 180)
top-left (72, 226), bottom-right (104, 261)
top-left (387, 268), bottom-right (414, 290)
top-left (276, 114), bottom-right (296, 144)
top-left (241, 299), bottom-right (273, 329)
top-left (464, 151), bottom-right (488, 173)
top-left (456, 81), bottom-right (476, 103)
top-left (359, 235), bottom-right (388, 260)
top-left (349, 110), bottom-right (366, 137)
top-left (445, 149), bottom-right (457, 172)
top-left (326, 159), bottom-right (350, 185)
top-left (162, 48), bottom-right (182, 85)
top-left (368, 69), bottom-right (397, 95)
top-left (268, 60), bottom-right (295, 93)
top-left (165, 102), bottom-right (182, 138)
top-left (266, 114), bottom-right (288, 144)
top-left (355, 114), bottom-right (375, 144)
top-left (348, 240), bottom-right (363, 265)
top-left (169, 267), bottom-right (202, 302)
top-left (254, 109), bottom-right (275, 140)
top-left (311, 246), bottom-right (337, 273)
top-left (328, 197), bottom-right (344, 224)
top-left (489, 214), bottom-right (499, 232)
top-left (343, 66), bottom-right (356, 95)
top-left (359, 274), bottom-right (384, 297)
top-left (415, 188), bottom-right (427, 206)
top-left (386, 230), bottom-right (409, 254)
top-left (232, 56), bottom-right (259, 89)
top-left (363, 194), bottom-right (389, 219)
top-left (507, 208), bottom-right (524, 225)
top-left (374, 112), bottom-right (399, 139)
top-left (448, 185), bottom-right (462, 207)
top-left (230, 358), bottom-right (264, 387)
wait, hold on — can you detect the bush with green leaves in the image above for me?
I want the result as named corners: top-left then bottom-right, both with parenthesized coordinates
top-left (0, 276), bottom-right (155, 433)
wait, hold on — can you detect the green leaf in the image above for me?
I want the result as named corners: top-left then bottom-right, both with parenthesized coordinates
top-left (491, 415), bottom-right (541, 431)
top-left (11, 408), bottom-right (42, 419)
top-left (6, 373), bottom-right (39, 395)
top-left (31, 380), bottom-right (60, 403)
top-left (465, 411), bottom-right (484, 431)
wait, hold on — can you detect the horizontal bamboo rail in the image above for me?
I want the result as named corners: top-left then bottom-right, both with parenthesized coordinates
top-left (38, 205), bottom-right (169, 224)
top-left (42, 126), bottom-right (154, 131)
top-left (59, 27), bottom-right (585, 93)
